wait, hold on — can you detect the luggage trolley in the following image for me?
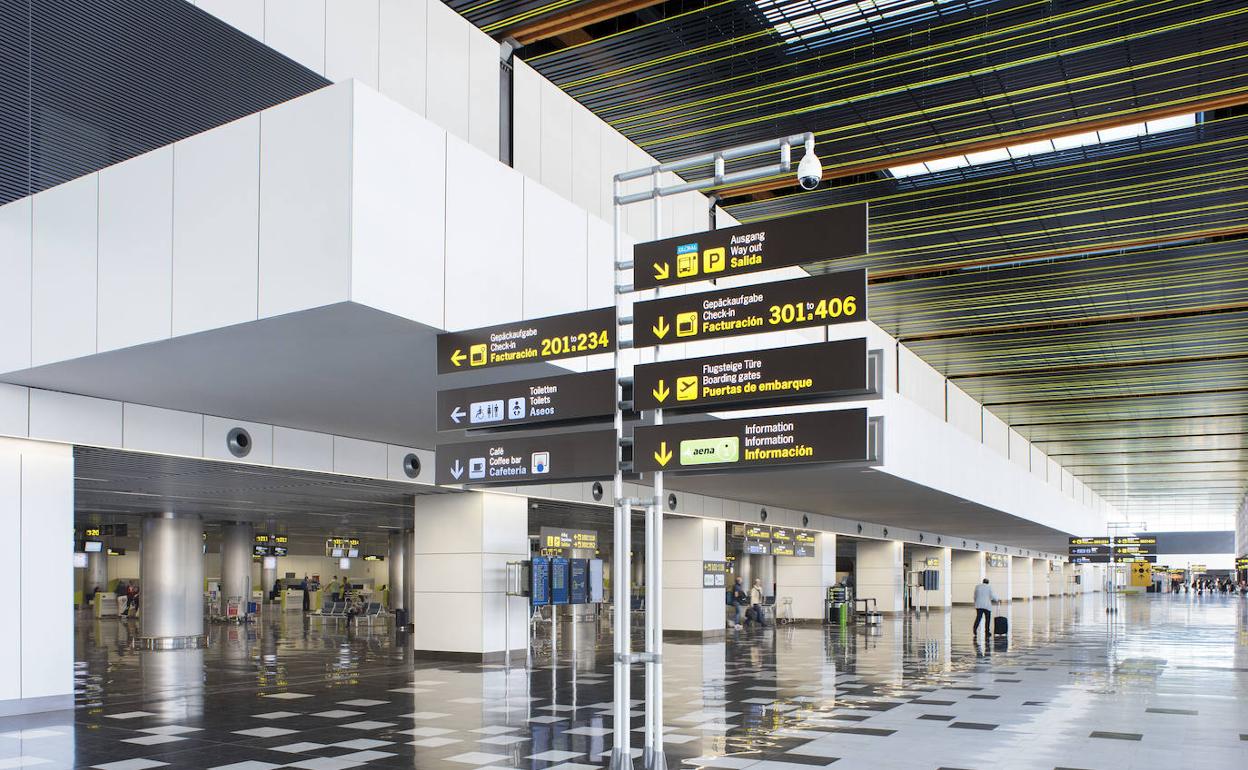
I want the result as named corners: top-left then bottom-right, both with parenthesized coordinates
top-left (855, 597), bottom-right (882, 625)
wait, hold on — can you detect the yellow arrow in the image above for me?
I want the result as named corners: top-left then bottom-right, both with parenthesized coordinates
top-left (653, 441), bottom-right (672, 467)
top-left (652, 380), bottom-right (669, 403)
top-left (451, 349), bottom-right (466, 367)
top-left (653, 262), bottom-right (670, 281)
top-left (652, 316), bottom-right (670, 339)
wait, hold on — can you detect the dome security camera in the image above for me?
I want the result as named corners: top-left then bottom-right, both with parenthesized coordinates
top-left (796, 137), bottom-right (821, 190)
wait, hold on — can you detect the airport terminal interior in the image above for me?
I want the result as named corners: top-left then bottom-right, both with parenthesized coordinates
top-left (1, 1), bottom-right (1247, 769)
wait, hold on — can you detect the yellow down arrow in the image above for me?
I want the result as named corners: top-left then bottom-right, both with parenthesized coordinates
top-left (652, 380), bottom-right (669, 403)
top-left (451, 349), bottom-right (466, 367)
top-left (654, 441), bottom-right (672, 467)
top-left (652, 316), bottom-right (670, 339)
top-left (653, 262), bottom-right (670, 280)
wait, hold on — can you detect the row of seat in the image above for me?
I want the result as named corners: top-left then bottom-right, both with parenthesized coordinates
top-left (312, 601), bottom-right (388, 626)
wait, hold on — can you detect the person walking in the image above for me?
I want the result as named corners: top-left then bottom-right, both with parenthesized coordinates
top-left (972, 578), bottom-right (998, 638)
top-left (749, 578), bottom-right (765, 626)
top-left (731, 577), bottom-right (748, 629)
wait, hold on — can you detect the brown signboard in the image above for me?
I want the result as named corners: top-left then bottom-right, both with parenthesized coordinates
top-left (437, 370), bottom-right (616, 431)
top-left (632, 408), bottom-right (868, 474)
top-left (633, 339), bottom-right (867, 412)
top-left (632, 204), bottom-right (868, 291)
top-left (436, 307), bottom-right (615, 374)
top-left (632, 269), bottom-right (866, 348)
top-left (436, 430), bottom-right (616, 485)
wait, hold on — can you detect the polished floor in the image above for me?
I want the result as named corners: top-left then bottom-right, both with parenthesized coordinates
top-left (1, 593), bottom-right (1246, 769)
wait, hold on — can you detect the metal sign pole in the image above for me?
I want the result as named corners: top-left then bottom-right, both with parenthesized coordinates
top-left (610, 175), bottom-right (634, 770)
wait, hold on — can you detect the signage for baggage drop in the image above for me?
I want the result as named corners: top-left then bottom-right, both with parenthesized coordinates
top-left (436, 307), bottom-right (616, 374)
top-left (633, 339), bottom-right (868, 412)
top-left (632, 204), bottom-right (868, 291)
top-left (437, 370), bottom-right (616, 431)
top-left (632, 269), bottom-right (866, 348)
top-left (435, 429), bottom-right (616, 485)
top-left (632, 408), bottom-right (868, 474)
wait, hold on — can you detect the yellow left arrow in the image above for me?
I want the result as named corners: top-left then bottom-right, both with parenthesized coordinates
top-left (654, 441), bottom-right (672, 467)
top-left (451, 349), bottom-right (466, 367)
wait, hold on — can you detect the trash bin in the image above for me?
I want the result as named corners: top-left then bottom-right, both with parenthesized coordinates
top-left (393, 608), bottom-right (408, 629)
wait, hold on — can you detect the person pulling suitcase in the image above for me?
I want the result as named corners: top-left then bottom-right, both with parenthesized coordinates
top-left (972, 578), bottom-right (999, 640)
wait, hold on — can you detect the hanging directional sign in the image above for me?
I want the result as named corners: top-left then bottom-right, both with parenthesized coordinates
top-left (436, 430), bottom-right (616, 485)
top-left (632, 408), bottom-right (868, 474)
top-left (1068, 545), bottom-right (1110, 556)
top-left (437, 307), bottom-right (616, 374)
top-left (437, 370), bottom-right (616, 431)
top-left (1068, 537), bottom-right (1111, 546)
top-left (633, 204), bottom-right (868, 291)
top-left (632, 269), bottom-right (866, 348)
top-left (633, 338), bottom-right (867, 412)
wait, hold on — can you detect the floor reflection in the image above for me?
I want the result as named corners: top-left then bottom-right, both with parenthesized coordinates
top-left (0, 593), bottom-right (1243, 768)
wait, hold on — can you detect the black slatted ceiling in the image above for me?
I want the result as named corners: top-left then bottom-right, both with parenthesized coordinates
top-left (0, 0), bottom-right (329, 206)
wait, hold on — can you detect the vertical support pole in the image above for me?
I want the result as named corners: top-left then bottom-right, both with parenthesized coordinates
top-left (644, 169), bottom-right (668, 770)
top-left (610, 176), bottom-right (633, 770)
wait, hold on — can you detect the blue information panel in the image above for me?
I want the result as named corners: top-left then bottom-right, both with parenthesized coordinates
top-left (569, 559), bottom-right (588, 604)
top-left (530, 556), bottom-right (551, 606)
top-left (550, 557), bottom-right (570, 605)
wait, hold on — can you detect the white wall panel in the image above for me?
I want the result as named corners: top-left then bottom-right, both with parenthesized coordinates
top-left (123, 404), bottom-right (204, 457)
top-left (18, 441), bottom-right (73, 699)
top-left (195, 0), bottom-right (264, 38)
top-left (539, 81), bottom-right (573, 200)
top-left (424, 0), bottom-right (470, 143)
top-left (570, 104), bottom-right (603, 217)
top-left (28, 390), bottom-right (121, 448)
top-left (97, 148), bottom-right (174, 353)
top-left (946, 382), bottom-right (979, 439)
top-left (1008, 429), bottom-right (1029, 469)
top-left (378, 0), bottom-right (428, 115)
top-left (31, 176), bottom-right (97, 367)
top-left (203, 416), bottom-right (274, 465)
top-left (512, 59), bottom-right (542, 182)
top-left (0, 385), bottom-right (27, 438)
top-left (586, 216), bottom-right (614, 309)
top-left (333, 436), bottom-right (388, 478)
top-left (1030, 446), bottom-right (1047, 480)
top-left (0, 199), bottom-right (31, 373)
top-left (444, 137), bottom-right (524, 329)
top-left (898, 345), bottom-right (945, 419)
top-left (467, 29), bottom-right (500, 158)
top-left (172, 115), bottom-right (260, 336)
top-left (982, 410), bottom-right (1009, 458)
top-left (387, 445), bottom-right (434, 484)
top-left (259, 82), bottom-right (353, 318)
top-left (599, 126), bottom-right (629, 218)
top-left (273, 426), bottom-right (334, 472)
top-left (326, 0), bottom-right (380, 87)
top-left (264, 0), bottom-right (327, 74)
top-left (1048, 458), bottom-right (1061, 488)
top-left (351, 86), bottom-right (446, 326)
top-left (522, 180), bottom-right (588, 318)
top-left (0, 450), bottom-right (18, 701)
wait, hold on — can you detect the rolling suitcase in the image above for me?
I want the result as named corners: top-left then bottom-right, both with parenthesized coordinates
top-left (993, 616), bottom-right (1008, 635)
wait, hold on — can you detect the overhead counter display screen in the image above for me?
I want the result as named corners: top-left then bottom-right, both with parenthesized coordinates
top-left (437, 370), bottom-right (615, 431)
top-left (633, 339), bottom-right (868, 412)
top-left (436, 429), bottom-right (616, 485)
top-left (436, 307), bottom-right (616, 374)
top-left (632, 408), bottom-right (867, 474)
top-left (632, 269), bottom-right (866, 348)
top-left (632, 204), bottom-right (868, 291)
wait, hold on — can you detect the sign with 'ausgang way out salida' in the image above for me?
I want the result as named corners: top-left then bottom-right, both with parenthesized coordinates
top-left (632, 204), bottom-right (868, 291)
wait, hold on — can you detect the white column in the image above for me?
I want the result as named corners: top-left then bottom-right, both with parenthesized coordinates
top-left (951, 550), bottom-right (986, 605)
top-left (219, 522), bottom-right (254, 613)
top-left (856, 539), bottom-right (904, 613)
top-left (776, 532), bottom-right (836, 620)
top-left (1032, 558), bottom-right (1050, 597)
top-left (411, 491), bottom-right (527, 660)
top-left (662, 515), bottom-right (726, 634)
top-left (910, 545), bottom-right (952, 608)
top-left (0, 438), bottom-right (74, 716)
top-left (986, 555), bottom-right (1011, 601)
top-left (1011, 556), bottom-right (1033, 600)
